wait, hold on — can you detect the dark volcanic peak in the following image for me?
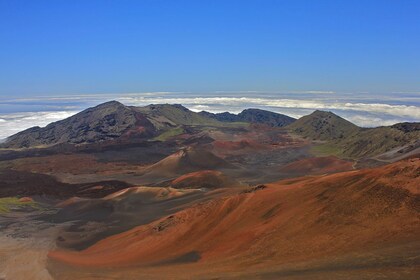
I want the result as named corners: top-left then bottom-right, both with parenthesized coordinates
top-left (1, 101), bottom-right (222, 149)
top-left (95, 100), bottom-right (125, 108)
top-left (309, 110), bottom-right (347, 119)
top-left (391, 122), bottom-right (420, 133)
top-left (238, 108), bottom-right (296, 127)
top-left (199, 108), bottom-right (296, 127)
top-left (145, 103), bottom-right (189, 111)
top-left (3, 100), bottom-right (418, 155)
top-left (198, 111), bottom-right (239, 122)
top-left (287, 110), bottom-right (360, 140)
top-left (2, 100), bottom-right (155, 148)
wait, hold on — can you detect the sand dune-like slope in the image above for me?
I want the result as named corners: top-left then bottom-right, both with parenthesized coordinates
top-left (171, 170), bottom-right (242, 189)
top-left (49, 158), bottom-right (420, 275)
top-left (144, 146), bottom-right (234, 177)
top-left (103, 186), bottom-right (199, 201)
top-left (50, 186), bottom-right (210, 250)
top-left (56, 186), bottom-right (201, 213)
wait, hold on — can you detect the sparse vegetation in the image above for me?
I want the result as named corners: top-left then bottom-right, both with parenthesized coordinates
top-left (0, 197), bottom-right (39, 213)
top-left (310, 143), bottom-right (343, 157)
top-left (289, 111), bottom-right (420, 158)
top-left (287, 110), bottom-right (360, 141)
top-left (339, 127), bottom-right (420, 158)
top-left (153, 127), bottom-right (185, 141)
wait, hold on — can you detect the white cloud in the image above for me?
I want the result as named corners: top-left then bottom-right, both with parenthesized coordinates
top-left (0, 92), bottom-right (419, 139)
top-left (293, 90), bottom-right (336, 94)
top-left (343, 115), bottom-right (403, 127)
top-left (0, 111), bottom-right (78, 140)
top-left (189, 104), bottom-right (211, 112)
top-left (117, 96), bottom-right (420, 119)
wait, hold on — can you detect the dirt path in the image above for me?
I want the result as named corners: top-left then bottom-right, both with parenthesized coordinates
top-left (0, 213), bottom-right (61, 280)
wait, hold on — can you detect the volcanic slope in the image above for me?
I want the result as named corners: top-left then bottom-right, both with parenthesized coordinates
top-left (143, 146), bottom-right (235, 178)
top-left (2, 101), bottom-right (156, 148)
top-left (200, 108), bottom-right (296, 127)
top-left (288, 110), bottom-right (420, 159)
top-left (278, 156), bottom-right (354, 176)
top-left (340, 125), bottom-right (420, 159)
top-left (1, 102), bottom-right (226, 149)
top-left (49, 158), bottom-right (420, 279)
top-left (287, 110), bottom-right (360, 141)
top-left (170, 170), bottom-right (242, 189)
top-left (136, 104), bottom-right (223, 128)
top-left (0, 169), bottom-right (131, 198)
top-left (49, 186), bottom-right (233, 250)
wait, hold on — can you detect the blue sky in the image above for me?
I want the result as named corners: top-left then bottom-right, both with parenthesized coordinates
top-left (1, 0), bottom-right (419, 96)
top-left (0, 1), bottom-right (419, 138)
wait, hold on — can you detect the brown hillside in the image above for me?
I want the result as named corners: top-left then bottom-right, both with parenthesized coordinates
top-left (49, 158), bottom-right (420, 275)
top-left (144, 146), bottom-right (235, 177)
top-left (171, 170), bottom-right (241, 189)
top-left (279, 156), bottom-right (354, 175)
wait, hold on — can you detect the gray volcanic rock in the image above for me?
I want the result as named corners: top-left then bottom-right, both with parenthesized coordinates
top-left (2, 101), bottom-right (156, 148)
top-left (237, 109), bottom-right (296, 127)
top-left (391, 122), bottom-right (420, 133)
top-left (199, 108), bottom-right (295, 127)
top-left (198, 111), bottom-right (239, 122)
top-left (1, 101), bottom-right (223, 149)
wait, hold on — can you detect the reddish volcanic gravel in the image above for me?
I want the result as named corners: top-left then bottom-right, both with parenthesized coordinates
top-left (49, 158), bottom-right (420, 275)
top-left (279, 156), bottom-right (354, 175)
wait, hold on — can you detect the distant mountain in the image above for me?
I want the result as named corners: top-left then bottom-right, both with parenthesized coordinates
top-left (238, 109), bottom-right (296, 127)
top-left (287, 110), bottom-right (360, 140)
top-left (3, 101), bottom-right (419, 159)
top-left (199, 108), bottom-right (296, 127)
top-left (391, 122), bottom-right (420, 133)
top-left (340, 126), bottom-right (420, 158)
top-left (288, 110), bottom-right (420, 158)
top-left (137, 104), bottom-right (222, 129)
top-left (1, 101), bottom-right (222, 149)
top-left (2, 101), bottom-right (154, 148)
top-left (198, 111), bottom-right (239, 122)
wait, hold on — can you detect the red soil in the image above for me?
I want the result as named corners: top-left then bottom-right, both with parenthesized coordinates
top-left (171, 170), bottom-right (241, 189)
top-left (10, 154), bottom-right (135, 175)
top-left (279, 156), bottom-right (354, 175)
top-left (212, 139), bottom-right (265, 151)
top-left (145, 147), bottom-right (232, 177)
top-left (18, 197), bottom-right (33, 203)
top-left (49, 158), bottom-right (420, 271)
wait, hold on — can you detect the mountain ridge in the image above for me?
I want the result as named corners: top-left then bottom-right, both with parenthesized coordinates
top-left (287, 110), bottom-right (360, 140)
top-left (2, 101), bottom-right (419, 161)
top-left (2, 101), bottom-right (153, 148)
top-left (286, 110), bottom-right (420, 158)
top-left (199, 108), bottom-right (296, 127)
top-left (1, 102), bottom-right (222, 149)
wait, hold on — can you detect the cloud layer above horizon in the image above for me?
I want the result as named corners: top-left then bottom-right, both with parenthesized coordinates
top-left (0, 92), bottom-right (419, 140)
